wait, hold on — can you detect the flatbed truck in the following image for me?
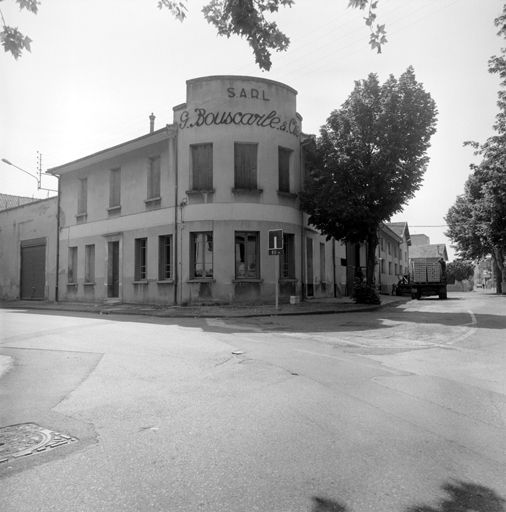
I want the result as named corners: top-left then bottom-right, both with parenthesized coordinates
top-left (410, 260), bottom-right (447, 300)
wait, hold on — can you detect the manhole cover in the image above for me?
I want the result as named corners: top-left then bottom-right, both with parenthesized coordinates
top-left (0, 423), bottom-right (78, 464)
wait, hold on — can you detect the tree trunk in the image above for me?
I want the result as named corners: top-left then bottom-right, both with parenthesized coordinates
top-left (491, 247), bottom-right (505, 294)
top-left (366, 232), bottom-right (379, 286)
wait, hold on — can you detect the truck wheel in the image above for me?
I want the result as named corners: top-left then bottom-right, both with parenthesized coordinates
top-left (439, 290), bottom-right (447, 300)
top-left (416, 289), bottom-right (422, 300)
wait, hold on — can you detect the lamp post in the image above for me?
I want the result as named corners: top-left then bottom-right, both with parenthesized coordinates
top-left (1, 158), bottom-right (58, 193)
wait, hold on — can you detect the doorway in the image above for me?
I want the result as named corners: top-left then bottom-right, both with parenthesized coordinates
top-left (306, 238), bottom-right (314, 297)
top-left (107, 241), bottom-right (119, 298)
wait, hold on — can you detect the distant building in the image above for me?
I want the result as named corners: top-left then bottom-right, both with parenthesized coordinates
top-left (409, 244), bottom-right (448, 263)
top-left (410, 234), bottom-right (430, 246)
top-left (0, 193), bottom-right (38, 211)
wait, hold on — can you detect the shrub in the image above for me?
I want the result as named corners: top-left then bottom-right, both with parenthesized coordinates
top-left (352, 283), bottom-right (381, 305)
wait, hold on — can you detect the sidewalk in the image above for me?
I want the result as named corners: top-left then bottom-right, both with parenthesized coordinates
top-left (0, 294), bottom-right (410, 318)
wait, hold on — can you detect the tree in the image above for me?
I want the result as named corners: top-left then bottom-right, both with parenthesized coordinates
top-left (298, 67), bottom-right (437, 291)
top-left (445, 4), bottom-right (506, 293)
top-left (1, 0), bottom-right (387, 69)
top-left (446, 260), bottom-right (475, 283)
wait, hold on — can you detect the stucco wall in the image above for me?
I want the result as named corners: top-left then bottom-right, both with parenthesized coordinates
top-left (0, 197), bottom-right (58, 300)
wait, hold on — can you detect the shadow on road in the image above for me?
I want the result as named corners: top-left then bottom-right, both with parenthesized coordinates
top-left (405, 479), bottom-right (506, 512)
top-left (312, 480), bottom-right (506, 512)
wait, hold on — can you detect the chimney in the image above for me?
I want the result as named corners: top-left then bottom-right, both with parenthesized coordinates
top-left (149, 113), bottom-right (155, 133)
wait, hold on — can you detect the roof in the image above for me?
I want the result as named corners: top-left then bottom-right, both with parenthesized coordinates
top-left (386, 222), bottom-right (411, 246)
top-left (409, 244), bottom-right (448, 261)
top-left (379, 223), bottom-right (403, 244)
top-left (0, 193), bottom-right (38, 211)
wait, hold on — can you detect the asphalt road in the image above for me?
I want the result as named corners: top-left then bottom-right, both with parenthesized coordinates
top-left (0, 290), bottom-right (505, 512)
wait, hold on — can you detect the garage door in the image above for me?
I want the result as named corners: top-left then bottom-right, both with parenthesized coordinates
top-left (20, 238), bottom-right (46, 300)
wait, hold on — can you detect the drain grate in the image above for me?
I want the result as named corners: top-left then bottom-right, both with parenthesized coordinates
top-left (0, 423), bottom-right (78, 464)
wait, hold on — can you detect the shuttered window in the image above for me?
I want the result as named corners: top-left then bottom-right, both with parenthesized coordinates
top-left (78, 179), bottom-right (87, 215)
top-left (234, 143), bottom-right (257, 190)
top-left (135, 238), bottom-right (147, 281)
top-left (147, 156), bottom-right (161, 199)
top-left (235, 232), bottom-right (259, 279)
top-left (191, 232), bottom-right (213, 279)
top-left (68, 247), bottom-right (78, 284)
top-left (158, 235), bottom-right (172, 280)
top-left (191, 144), bottom-right (213, 190)
top-left (85, 245), bottom-right (95, 283)
top-left (280, 234), bottom-right (295, 279)
top-left (109, 168), bottom-right (121, 208)
top-left (278, 147), bottom-right (292, 193)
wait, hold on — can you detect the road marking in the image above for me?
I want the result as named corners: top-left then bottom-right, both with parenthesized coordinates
top-left (447, 309), bottom-right (477, 345)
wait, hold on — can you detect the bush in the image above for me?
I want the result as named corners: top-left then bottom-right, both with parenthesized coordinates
top-left (352, 283), bottom-right (381, 305)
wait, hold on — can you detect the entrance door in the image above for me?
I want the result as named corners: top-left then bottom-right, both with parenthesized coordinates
top-left (20, 240), bottom-right (46, 300)
top-left (107, 241), bottom-right (119, 298)
top-left (306, 238), bottom-right (314, 297)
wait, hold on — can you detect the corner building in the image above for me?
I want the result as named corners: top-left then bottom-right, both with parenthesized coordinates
top-left (51, 76), bottom-right (350, 305)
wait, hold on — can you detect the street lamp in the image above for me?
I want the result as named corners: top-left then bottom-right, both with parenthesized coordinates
top-left (1, 158), bottom-right (58, 193)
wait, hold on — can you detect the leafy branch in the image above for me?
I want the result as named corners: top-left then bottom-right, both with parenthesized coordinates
top-left (2, 0), bottom-right (387, 69)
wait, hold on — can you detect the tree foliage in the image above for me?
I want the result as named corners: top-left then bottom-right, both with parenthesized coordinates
top-left (299, 67), bottom-right (437, 285)
top-left (445, 4), bottom-right (506, 292)
top-left (446, 260), bottom-right (475, 283)
top-left (1, 0), bottom-right (386, 69)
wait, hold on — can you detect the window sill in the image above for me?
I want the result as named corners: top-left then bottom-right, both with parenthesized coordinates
top-left (75, 213), bottom-right (87, 219)
top-left (232, 278), bottom-right (263, 283)
top-left (232, 188), bottom-right (263, 195)
top-left (107, 205), bottom-right (121, 212)
top-left (279, 278), bottom-right (298, 283)
top-left (277, 191), bottom-right (298, 199)
top-left (67, 283), bottom-right (78, 287)
top-left (186, 189), bottom-right (215, 195)
top-left (145, 197), bottom-right (161, 204)
top-left (133, 280), bottom-right (149, 285)
top-left (157, 280), bottom-right (174, 284)
top-left (188, 278), bottom-right (216, 283)
top-left (84, 282), bottom-right (95, 286)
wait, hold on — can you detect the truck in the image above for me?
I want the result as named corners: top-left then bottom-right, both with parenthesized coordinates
top-left (410, 259), bottom-right (448, 300)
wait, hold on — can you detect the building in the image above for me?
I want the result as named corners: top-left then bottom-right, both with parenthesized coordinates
top-left (1, 76), bottom-right (412, 305)
top-left (0, 196), bottom-right (58, 300)
top-left (47, 76), bottom-right (353, 305)
top-left (409, 244), bottom-right (448, 263)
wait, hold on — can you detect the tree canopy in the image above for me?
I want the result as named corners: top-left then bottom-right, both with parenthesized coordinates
top-left (445, 4), bottom-right (506, 292)
top-left (1, 0), bottom-right (387, 68)
top-left (298, 67), bottom-right (437, 285)
top-left (446, 260), bottom-right (475, 283)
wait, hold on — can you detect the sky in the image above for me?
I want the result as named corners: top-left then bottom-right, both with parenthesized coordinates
top-left (1, 0), bottom-right (503, 261)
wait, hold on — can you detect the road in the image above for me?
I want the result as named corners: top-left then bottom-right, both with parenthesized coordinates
top-left (0, 291), bottom-right (505, 512)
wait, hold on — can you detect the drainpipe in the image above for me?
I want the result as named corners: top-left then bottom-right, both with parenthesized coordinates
top-left (45, 171), bottom-right (60, 301)
top-left (332, 237), bottom-right (337, 297)
top-left (169, 127), bottom-right (179, 306)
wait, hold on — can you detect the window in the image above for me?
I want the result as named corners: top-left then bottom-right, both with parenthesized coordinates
top-left (405, 251), bottom-right (408, 262)
top-left (68, 247), bottom-right (78, 284)
top-left (320, 243), bottom-right (326, 282)
top-left (135, 238), bottom-right (147, 281)
top-left (191, 232), bottom-right (213, 279)
top-left (381, 259), bottom-right (385, 274)
top-left (400, 264), bottom-right (403, 275)
top-left (380, 238), bottom-right (384, 252)
top-left (234, 143), bottom-right (257, 190)
top-left (235, 232), bottom-right (259, 279)
top-left (395, 263), bottom-right (398, 275)
top-left (109, 168), bottom-right (121, 208)
top-left (191, 144), bottom-right (213, 190)
top-left (388, 261), bottom-right (392, 275)
top-left (147, 156), bottom-right (161, 200)
top-left (78, 178), bottom-right (87, 215)
top-left (280, 234), bottom-right (295, 279)
top-left (387, 242), bottom-right (391, 255)
top-left (394, 245), bottom-right (397, 258)
top-left (158, 235), bottom-right (172, 280)
top-left (278, 147), bottom-right (292, 193)
top-left (85, 245), bottom-right (95, 283)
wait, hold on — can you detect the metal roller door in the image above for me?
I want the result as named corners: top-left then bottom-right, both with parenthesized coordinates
top-left (20, 238), bottom-right (46, 300)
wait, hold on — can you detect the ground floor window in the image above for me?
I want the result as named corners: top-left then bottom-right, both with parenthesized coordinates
top-left (85, 245), bottom-right (95, 283)
top-left (235, 232), bottom-right (259, 279)
top-left (68, 247), bottom-right (78, 284)
top-left (191, 232), bottom-right (213, 278)
top-left (135, 238), bottom-right (147, 281)
top-left (158, 235), bottom-right (172, 280)
top-left (280, 234), bottom-right (295, 279)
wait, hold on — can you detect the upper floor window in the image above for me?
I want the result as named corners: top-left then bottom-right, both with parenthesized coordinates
top-left (234, 143), bottom-right (257, 190)
top-left (191, 232), bottom-right (213, 279)
top-left (78, 178), bottom-right (87, 215)
top-left (380, 237), bottom-right (384, 252)
top-left (191, 143), bottom-right (213, 191)
top-left (147, 156), bottom-right (161, 200)
top-left (109, 168), bottom-right (121, 208)
top-left (235, 231), bottom-right (259, 279)
top-left (135, 238), bottom-right (147, 281)
top-left (387, 241), bottom-right (391, 256)
top-left (278, 147), bottom-right (292, 193)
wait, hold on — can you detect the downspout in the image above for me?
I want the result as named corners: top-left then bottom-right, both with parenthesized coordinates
top-left (299, 138), bottom-right (310, 302)
top-left (55, 176), bottom-right (61, 301)
top-left (332, 237), bottom-right (337, 297)
top-left (168, 127), bottom-right (179, 306)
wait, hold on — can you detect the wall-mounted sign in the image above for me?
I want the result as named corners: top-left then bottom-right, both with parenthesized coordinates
top-left (268, 229), bottom-right (284, 255)
top-left (179, 108), bottom-right (300, 137)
